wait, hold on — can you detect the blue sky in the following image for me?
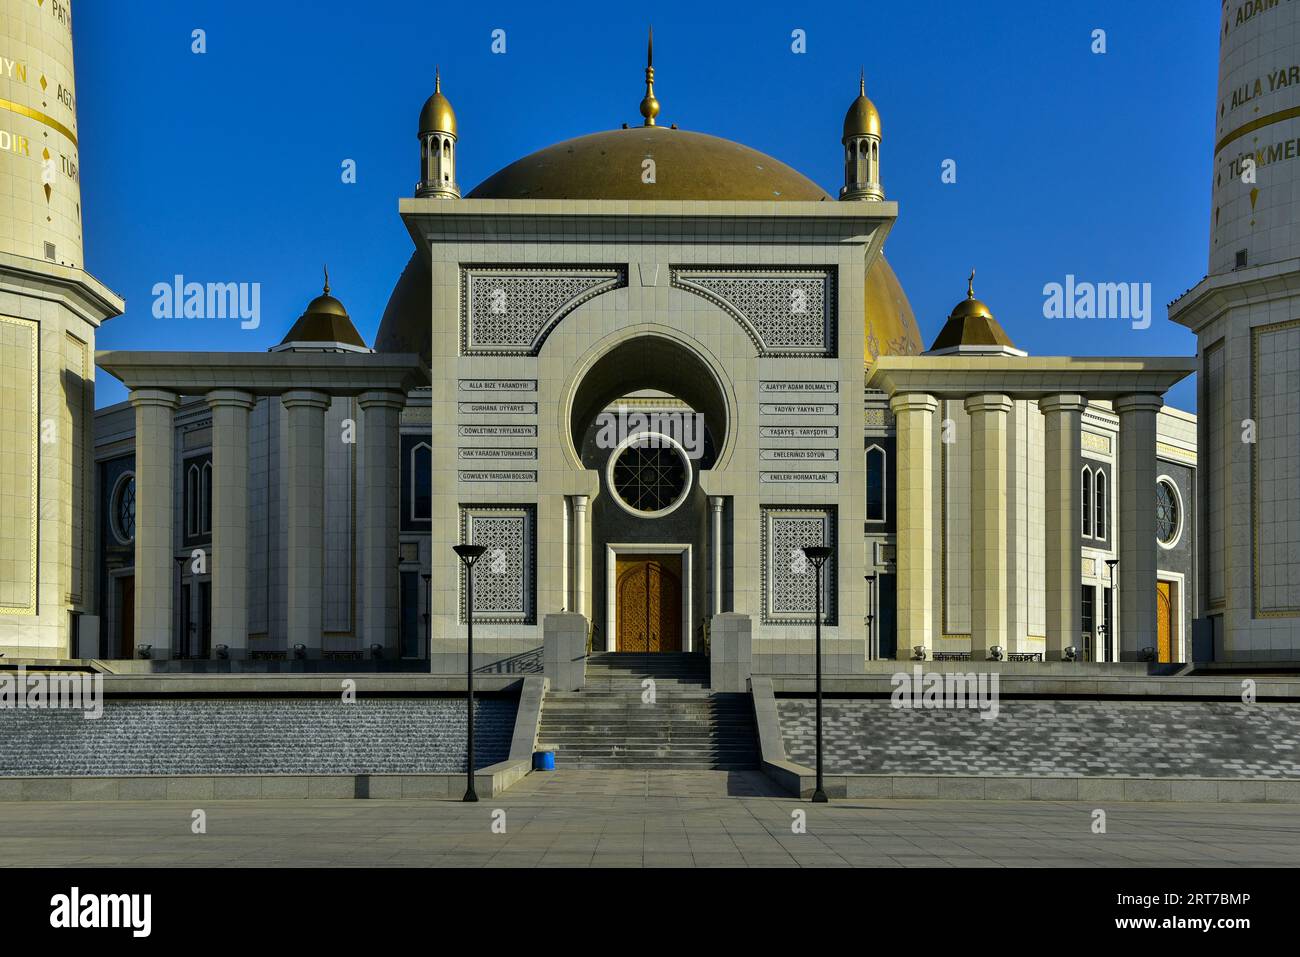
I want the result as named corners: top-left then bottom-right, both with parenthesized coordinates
top-left (78, 0), bottom-right (1214, 410)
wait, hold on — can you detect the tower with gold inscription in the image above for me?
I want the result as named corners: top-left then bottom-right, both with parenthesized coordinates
top-left (1171, 0), bottom-right (1300, 662)
top-left (0, 0), bottom-right (121, 658)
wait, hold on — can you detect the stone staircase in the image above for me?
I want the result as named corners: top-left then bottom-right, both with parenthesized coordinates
top-left (538, 653), bottom-right (759, 770)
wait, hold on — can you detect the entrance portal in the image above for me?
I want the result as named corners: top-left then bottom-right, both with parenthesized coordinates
top-left (615, 554), bottom-right (682, 652)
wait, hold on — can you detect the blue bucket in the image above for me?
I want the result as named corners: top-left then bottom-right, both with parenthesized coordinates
top-left (532, 750), bottom-right (556, 771)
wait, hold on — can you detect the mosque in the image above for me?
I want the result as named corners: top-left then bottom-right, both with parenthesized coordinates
top-left (2, 3), bottom-right (1294, 674)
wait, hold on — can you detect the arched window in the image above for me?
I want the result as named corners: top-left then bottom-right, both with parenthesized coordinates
top-left (1081, 467), bottom-right (1093, 537)
top-left (411, 443), bottom-right (432, 522)
top-left (186, 463), bottom-right (201, 537)
top-left (1094, 470), bottom-right (1107, 539)
top-left (865, 445), bottom-right (887, 523)
top-left (201, 461), bottom-right (213, 534)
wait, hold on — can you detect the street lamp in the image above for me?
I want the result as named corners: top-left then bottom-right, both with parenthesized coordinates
top-left (864, 573), bottom-right (877, 658)
top-left (452, 544), bottom-right (487, 803)
top-left (173, 555), bottom-right (188, 659)
top-left (1105, 558), bottom-right (1119, 663)
top-left (802, 544), bottom-right (833, 804)
top-left (421, 572), bottom-right (432, 661)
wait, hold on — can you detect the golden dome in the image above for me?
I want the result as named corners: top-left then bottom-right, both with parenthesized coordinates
top-left (843, 75), bottom-right (881, 140)
top-left (467, 127), bottom-right (829, 201)
top-left (928, 270), bottom-right (1017, 351)
top-left (279, 270), bottom-right (367, 349)
top-left (378, 126), bottom-right (922, 365)
top-left (418, 71), bottom-right (457, 136)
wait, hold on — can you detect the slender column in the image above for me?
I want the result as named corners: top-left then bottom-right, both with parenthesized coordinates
top-left (966, 393), bottom-right (1014, 660)
top-left (130, 389), bottom-right (180, 658)
top-left (570, 495), bottom-right (589, 619)
top-left (709, 496), bottom-right (725, 616)
top-left (1039, 394), bottom-right (1086, 661)
top-left (889, 393), bottom-right (938, 659)
top-left (206, 389), bottom-right (256, 658)
top-left (359, 390), bottom-right (407, 658)
top-left (282, 389), bottom-right (330, 656)
top-left (1116, 393), bottom-right (1163, 660)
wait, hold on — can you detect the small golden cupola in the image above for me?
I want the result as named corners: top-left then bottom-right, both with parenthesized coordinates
top-left (417, 68), bottom-right (460, 199)
top-left (272, 267), bottom-right (370, 353)
top-left (840, 71), bottom-right (883, 202)
top-left (926, 270), bottom-right (1025, 356)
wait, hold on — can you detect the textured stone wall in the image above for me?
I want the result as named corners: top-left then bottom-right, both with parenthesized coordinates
top-left (778, 698), bottom-right (1300, 778)
top-left (0, 696), bottom-right (516, 775)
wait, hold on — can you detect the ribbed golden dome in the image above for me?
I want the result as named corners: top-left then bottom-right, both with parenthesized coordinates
top-left (843, 76), bottom-right (881, 140)
top-left (928, 270), bottom-right (1016, 351)
top-left (418, 71), bottom-right (457, 136)
top-left (280, 271), bottom-right (366, 349)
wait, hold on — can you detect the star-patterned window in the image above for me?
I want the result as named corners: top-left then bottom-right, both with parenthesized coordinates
top-left (1156, 479), bottom-right (1181, 546)
top-left (609, 436), bottom-right (692, 517)
top-left (112, 473), bottom-right (136, 545)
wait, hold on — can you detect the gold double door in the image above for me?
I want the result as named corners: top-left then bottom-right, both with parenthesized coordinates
top-left (615, 554), bottom-right (682, 652)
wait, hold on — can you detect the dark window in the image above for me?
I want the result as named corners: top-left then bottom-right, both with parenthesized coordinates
top-left (1082, 468), bottom-right (1093, 537)
top-left (611, 442), bottom-right (689, 513)
top-left (412, 444), bottom-right (432, 522)
top-left (1095, 470), bottom-right (1107, 539)
top-left (1081, 584), bottom-right (1096, 661)
top-left (112, 474), bottom-right (136, 544)
top-left (866, 446), bottom-right (886, 522)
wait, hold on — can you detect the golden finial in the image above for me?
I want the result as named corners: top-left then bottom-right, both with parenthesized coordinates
top-left (323, 264), bottom-right (331, 295)
top-left (435, 65), bottom-right (440, 92)
top-left (967, 268), bottom-right (976, 299)
top-left (860, 68), bottom-right (865, 96)
top-left (640, 26), bottom-right (660, 127)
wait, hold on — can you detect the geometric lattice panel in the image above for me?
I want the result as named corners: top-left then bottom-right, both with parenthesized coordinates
top-left (672, 268), bottom-right (835, 357)
top-left (761, 506), bottom-right (837, 624)
top-left (458, 506), bottom-right (536, 624)
top-left (461, 267), bottom-right (626, 355)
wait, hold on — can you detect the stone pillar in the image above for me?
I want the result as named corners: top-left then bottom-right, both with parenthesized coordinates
top-left (130, 389), bottom-right (180, 658)
top-left (1039, 394), bottom-right (1086, 662)
top-left (543, 612), bottom-right (587, 692)
top-left (709, 612), bottom-right (751, 691)
top-left (965, 393), bottom-right (1013, 660)
top-left (206, 389), bottom-right (256, 658)
top-left (709, 495), bottom-right (725, 617)
top-left (1116, 394), bottom-right (1163, 661)
top-left (889, 393), bottom-right (937, 659)
top-left (570, 495), bottom-right (589, 619)
top-left (282, 390), bottom-right (330, 657)
top-left (359, 390), bottom-right (407, 658)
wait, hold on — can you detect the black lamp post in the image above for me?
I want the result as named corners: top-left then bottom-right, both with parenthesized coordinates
top-left (864, 573), bottom-right (877, 658)
top-left (421, 572), bottom-right (432, 660)
top-left (802, 544), bottom-right (833, 803)
top-left (173, 555), bottom-right (188, 659)
top-left (452, 544), bottom-right (487, 802)
top-left (1105, 558), bottom-right (1119, 663)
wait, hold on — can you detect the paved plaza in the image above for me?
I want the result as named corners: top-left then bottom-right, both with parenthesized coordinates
top-left (1, 770), bottom-right (1298, 867)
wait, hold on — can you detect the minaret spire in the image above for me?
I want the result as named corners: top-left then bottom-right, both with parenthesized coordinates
top-left (967, 268), bottom-right (975, 299)
top-left (639, 26), bottom-right (660, 127)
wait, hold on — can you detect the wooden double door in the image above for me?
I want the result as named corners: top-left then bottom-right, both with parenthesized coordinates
top-left (615, 554), bottom-right (682, 652)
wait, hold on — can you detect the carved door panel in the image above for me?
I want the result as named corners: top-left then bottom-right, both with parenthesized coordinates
top-left (615, 556), bottom-right (682, 652)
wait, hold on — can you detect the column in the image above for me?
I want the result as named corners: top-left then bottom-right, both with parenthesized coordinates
top-left (570, 495), bottom-right (589, 619)
top-left (359, 390), bottom-right (407, 658)
top-left (282, 390), bottom-right (330, 656)
top-left (1116, 393), bottom-right (1163, 661)
top-left (130, 389), bottom-right (180, 658)
top-left (889, 393), bottom-right (937, 659)
top-left (966, 393), bottom-right (1013, 660)
top-left (709, 495), bottom-right (725, 616)
top-left (1039, 394), bottom-right (1086, 661)
top-left (206, 389), bottom-right (256, 658)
